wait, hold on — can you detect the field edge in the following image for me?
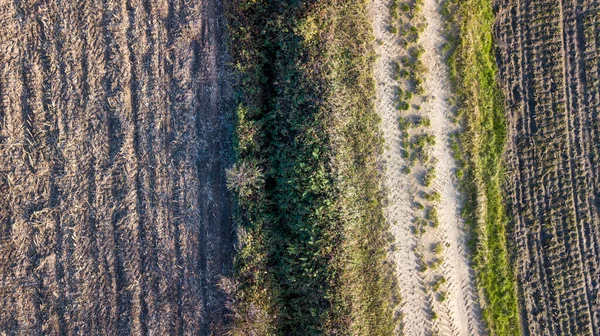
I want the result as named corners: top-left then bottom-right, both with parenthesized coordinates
top-left (443, 0), bottom-right (522, 334)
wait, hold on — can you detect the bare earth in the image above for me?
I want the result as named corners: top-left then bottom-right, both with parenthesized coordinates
top-left (496, 0), bottom-right (600, 334)
top-left (370, 0), bottom-right (428, 333)
top-left (0, 0), bottom-right (234, 334)
top-left (370, 0), bottom-right (484, 334)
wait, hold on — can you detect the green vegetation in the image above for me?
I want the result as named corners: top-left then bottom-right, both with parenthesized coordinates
top-left (428, 258), bottom-right (443, 270)
top-left (225, 1), bottom-right (398, 335)
top-left (426, 207), bottom-right (440, 228)
top-left (415, 116), bottom-right (431, 127)
top-left (443, 0), bottom-right (521, 334)
top-left (431, 275), bottom-right (447, 292)
top-left (397, 101), bottom-right (410, 111)
top-left (432, 242), bottom-right (443, 256)
top-left (412, 134), bottom-right (436, 150)
top-left (423, 166), bottom-right (435, 187)
top-left (423, 191), bottom-right (441, 203)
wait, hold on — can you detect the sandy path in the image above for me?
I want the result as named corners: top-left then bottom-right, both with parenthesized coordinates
top-left (370, 0), bottom-right (484, 335)
top-left (420, 0), bottom-right (485, 334)
top-left (370, 0), bottom-right (430, 334)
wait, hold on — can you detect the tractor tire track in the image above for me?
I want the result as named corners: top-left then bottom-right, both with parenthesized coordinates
top-left (0, 0), bottom-right (234, 334)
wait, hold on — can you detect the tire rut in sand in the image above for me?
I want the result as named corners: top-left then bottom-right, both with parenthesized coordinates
top-left (371, 0), bottom-right (483, 334)
top-left (371, 0), bottom-right (428, 333)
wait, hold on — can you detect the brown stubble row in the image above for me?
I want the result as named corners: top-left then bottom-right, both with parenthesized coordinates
top-left (494, 0), bottom-right (600, 335)
top-left (0, 0), bottom-right (233, 334)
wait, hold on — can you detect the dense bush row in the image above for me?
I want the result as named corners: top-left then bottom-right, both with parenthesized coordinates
top-left (223, 1), bottom-right (398, 335)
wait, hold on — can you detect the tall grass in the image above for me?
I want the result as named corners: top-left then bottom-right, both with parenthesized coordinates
top-left (223, 1), bottom-right (398, 334)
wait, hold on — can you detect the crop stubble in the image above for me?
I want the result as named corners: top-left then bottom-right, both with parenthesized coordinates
top-left (495, 0), bottom-right (600, 334)
top-left (0, 0), bottom-right (233, 334)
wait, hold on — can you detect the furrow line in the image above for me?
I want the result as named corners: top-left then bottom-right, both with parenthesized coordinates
top-left (138, 0), bottom-right (162, 333)
top-left (125, 0), bottom-right (153, 334)
top-left (558, 0), bottom-right (595, 333)
top-left (152, 1), bottom-right (181, 332)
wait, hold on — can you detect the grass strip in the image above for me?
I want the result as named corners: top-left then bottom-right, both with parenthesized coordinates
top-left (443, 0), bottom-right (521, 334)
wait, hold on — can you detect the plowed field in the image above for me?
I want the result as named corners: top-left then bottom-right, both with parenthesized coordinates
top-left (495, 0), bottom-right (600, 334)
top-left (0, 0), bottom-right (233, 334)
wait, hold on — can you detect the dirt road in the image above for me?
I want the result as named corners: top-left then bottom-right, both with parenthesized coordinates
top-left (371, 0), bottom-right (484, 334)
top-left (0, 0), bottom-right (234, 334)
top-left (420, 0), bottom-right (484, 334)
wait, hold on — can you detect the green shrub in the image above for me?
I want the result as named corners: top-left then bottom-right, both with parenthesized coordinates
top-left (431, 276), bottom-right (447, 292)
top-left (432, 242), bottom-right (443, 255)
top-left (397, 101), bottom-right (410, 111)
top-left (426, 207), bottom-right (440, 228)
top-left (423, 166), bottom-right (435, 187)
top-left (423, 191), bottom-right (441, 202)
top-left (226, 1), bottom-right (400, 334)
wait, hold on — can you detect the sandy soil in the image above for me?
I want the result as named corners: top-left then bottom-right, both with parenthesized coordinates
top-left (370, 0), bottom-right (484, 334)
top-left (419, 0), bottom-right (485, 334)
top-left (370, 0), bottom-right (428, 333)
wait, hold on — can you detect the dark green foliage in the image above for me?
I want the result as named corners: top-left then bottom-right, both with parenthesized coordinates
top-left (226, 2), bottom-right (344, 334)
top-left (398, 116), bottom-right (412, 131)
top-left (411, 134), bottom-right (436, 149)
top-left (423, 191), bottom-right (441, 202)
top-left (226, 1), bottom-right (398, 334)
top-left (399, 68), bottom-right (410, 79)
top-left (431, 275), bottom-right (447, 292)
top-left (409, 45), bottom-right (425, 59)
top-left (400, 55), bottom-right (413, 67)
top-left (426, 207), bottom-right (440, 228)
top-left (415, 116), bottom-right (430, 127)
top-left (423, 166), bottom-right (435, 187)
top-left (390, 3), bottom-right (398, 20)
